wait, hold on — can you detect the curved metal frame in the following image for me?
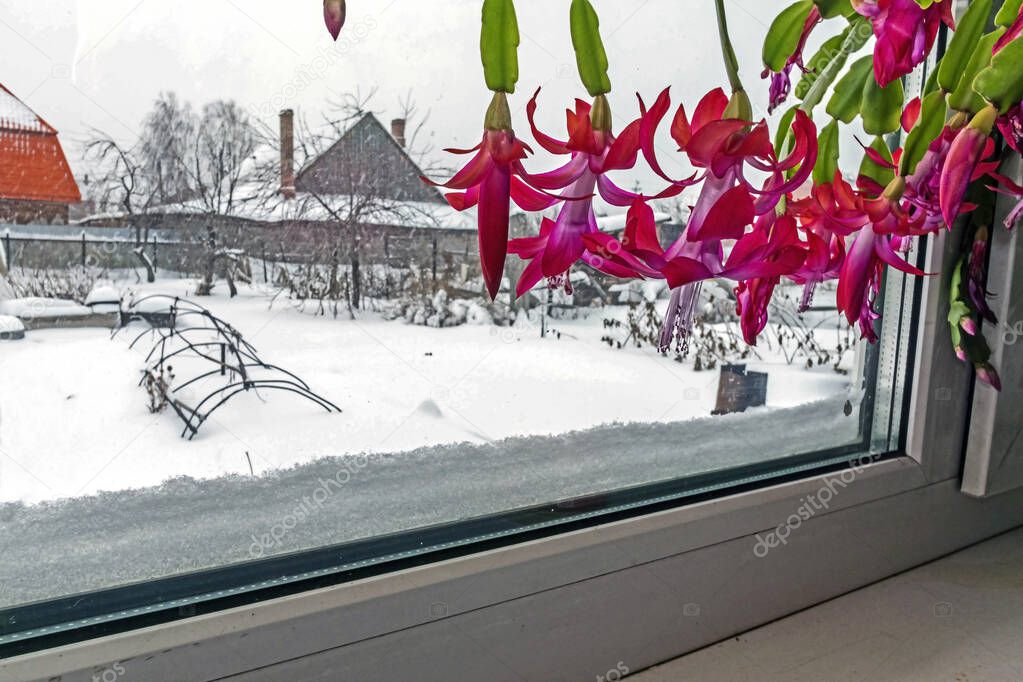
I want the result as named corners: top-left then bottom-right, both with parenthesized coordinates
top-left (114, 295), bottom-right (341, 440)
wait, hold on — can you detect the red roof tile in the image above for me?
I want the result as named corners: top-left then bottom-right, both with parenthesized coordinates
top-left (0, 84), bottom-right (81, 204)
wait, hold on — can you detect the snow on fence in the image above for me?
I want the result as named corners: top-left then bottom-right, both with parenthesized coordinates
top-left (0, 224), bottom-right (478, 292)
top-left (1, 225), bottom-right (190, 273)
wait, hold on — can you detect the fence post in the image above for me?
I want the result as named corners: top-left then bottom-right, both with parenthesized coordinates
top-left (383, 235), bottom-right (390, 298)
top-left (2, 229), bottom-right (10, 271)
top-left (431, 234), bottom-right (438, 291)
top-left (81, 231), bottom-right (87, 268)
top-left (541, 288), bottom-right (548, 339)
top-left (261, 243), bottom-right (268, 283)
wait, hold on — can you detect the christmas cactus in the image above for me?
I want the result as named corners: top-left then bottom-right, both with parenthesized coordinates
top-left (414, 0), bottom-right (1023, 390)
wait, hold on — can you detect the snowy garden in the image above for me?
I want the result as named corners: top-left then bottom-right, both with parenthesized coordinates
top-left (0, 265), bottom-right (859, 508)
top-left (0, 263), bottom-right (867, 604)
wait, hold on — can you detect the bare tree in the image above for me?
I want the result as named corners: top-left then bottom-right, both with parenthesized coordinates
top-left (184, 101), bottom-right (259, 296)
top-left (139, 92), bottom-right (195, 205)
top-left (83, 132), bottom-right (159, 281)
top-left (85, 96), bottom-right (259, 294)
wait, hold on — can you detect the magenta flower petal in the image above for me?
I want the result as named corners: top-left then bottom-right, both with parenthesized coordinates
top-left (623, 200), bottom-right (663, 253)
top-left (687, 185), bottom-right (754, 241)
top-left (735, 277), bottom-right (779, 345)
top-left (445, 185), bottom-right (481, 211)
top-left (510, 176), bottom-right (560, 211)
top-left (996, 103), bottom-right (1023, 154)
top-left (602, 118), bottom-right (642, 171)
top-left (526, 88), bottom-right (571, 155)
top-left (855, 0), bottom-right (950, 87)
top-left (478, 165), bottom-right (512, 299)
top-left (873, 231), bottom-right (926, 276)
top-left (662, 257), bottom-right (713, 289)
top-left (519, 154), bottom-right (589, 191)
top-left (639, 88), bottom-right (682, 183)
top-left (515, 256), bottom-right (546, 297)
top-left (837, 224), bottom-right (882, 338)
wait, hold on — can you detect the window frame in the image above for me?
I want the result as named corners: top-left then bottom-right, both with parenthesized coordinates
top-left (6, 17), bottom-right (1021, 680)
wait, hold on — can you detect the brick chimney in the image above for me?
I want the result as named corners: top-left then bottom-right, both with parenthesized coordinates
top-left (279, 109), bottom-right (296, 199)
top-left (391, 118), bottom-right (406, 148)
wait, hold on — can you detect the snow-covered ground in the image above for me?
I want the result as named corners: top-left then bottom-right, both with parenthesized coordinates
top-left (0, 279), bottom-right (854, 505)
top-left (0, 278), bottom-right (862, 605)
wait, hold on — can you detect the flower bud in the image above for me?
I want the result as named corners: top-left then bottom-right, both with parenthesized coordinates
top-left (976, 364), bottom-right (1002, 391)
top-left (323, 0), bottom-right (346, 41)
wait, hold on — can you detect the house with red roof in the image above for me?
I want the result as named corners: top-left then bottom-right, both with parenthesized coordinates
top-left (0, 83), bottom-right (81, 224)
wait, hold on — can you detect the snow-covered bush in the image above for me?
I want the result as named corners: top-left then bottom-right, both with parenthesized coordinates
top-left (383, 289), bottom-right (515, 328)
top-left (602, 281), bottom-right (854, 374)
top-left (6, 267), bottom-right (100, 303)
top-left (602, 299), bottom-right (752, 371)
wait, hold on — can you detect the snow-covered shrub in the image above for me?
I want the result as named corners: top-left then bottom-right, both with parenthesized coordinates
top-left (765, 286), bottom-right (855, 374)
top-left (272, 261), bottom-right (349, 317)
top-left (383, 288), bottom-right (515, 328)
top-left (5, 267), bottom-right (101, 304)
top-left (602, 280), bottom-right (854, 374)
top-left (602, 299), bottom-right (751, 371)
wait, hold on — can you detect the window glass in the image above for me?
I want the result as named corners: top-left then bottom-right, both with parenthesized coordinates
top-left (0, 0), bottom-right (917, 650)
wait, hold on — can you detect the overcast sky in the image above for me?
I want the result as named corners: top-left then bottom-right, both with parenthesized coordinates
top-left (1, 0), bottom-right (848, 195)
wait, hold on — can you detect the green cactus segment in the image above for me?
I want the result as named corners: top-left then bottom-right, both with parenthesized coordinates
top-left (937, 0), bottom-right (992, 93)
top-left (480, 0), bottom-right (520, 93)
top-left (826, 55), bottom-right (872, 123)
top-left (570, 0), bottom-right (612, 96)
top-left (861, 71), bottom-right (905, 135)
top-left (899, 89), bottom-right (948, 177)
top-left (948, 29), bottom-right (1003, 113)
top-left (813, 118), bottom-right (840, 185)
top-left (814, 0), bottom-right (856, 18)
top-left (995, 0), bottom-right (1023, 26)
top-left (974, 35), bottom-right (1023, 114)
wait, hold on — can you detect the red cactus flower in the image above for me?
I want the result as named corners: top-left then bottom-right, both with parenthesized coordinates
top-left (580, 200), bottom-right (672, 282)
top-left (728, 213), bottom-right (809, 344)
top-left (788, 226), bottom-right (845, 311)
top-left (853, 0), bottom-right (954, 87)
top-left (638, 87), bottom-right (817, 350)
top-left (424, 93), bottom-right (558, 300)
top-left (509, 90), bottom-right (681, 296)
top-left (966, 226), bottom-right (997, 326)
top-left (837, 222), bottom-right (924, 341)
top-left (904, 123), bottom-right (961, 232)
top-left (997, 102), bottom-right (1023, 154)
top-left (939, 105), bottom-right (999, 229)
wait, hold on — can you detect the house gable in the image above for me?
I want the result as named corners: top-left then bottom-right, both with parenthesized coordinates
top-left (0, 84), bottom-right (81, 207)
top-left (295, 114), bottom-right (445, 205)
